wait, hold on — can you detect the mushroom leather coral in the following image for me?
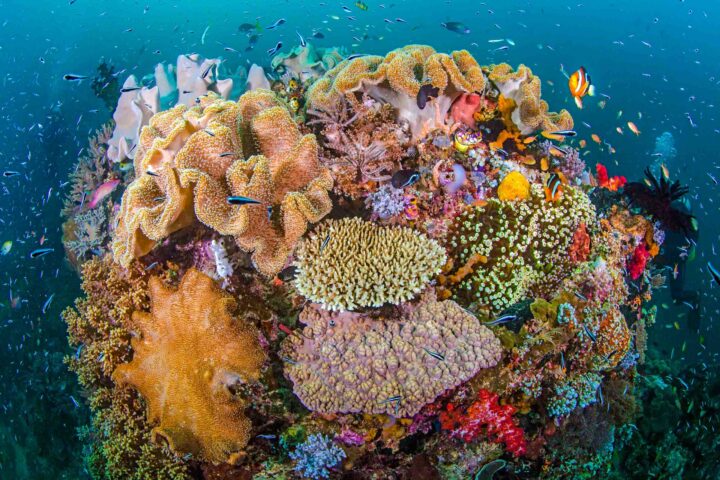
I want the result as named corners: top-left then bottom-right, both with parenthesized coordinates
top-left (112, 90), bottom-right (333, 275)
top-left (112, 268), bottom-right (266, 464)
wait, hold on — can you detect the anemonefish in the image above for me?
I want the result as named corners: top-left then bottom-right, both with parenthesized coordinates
top-left (545, 172), bottom-right (566, 202)
top-left (568, 66), bottom-right (595, 109)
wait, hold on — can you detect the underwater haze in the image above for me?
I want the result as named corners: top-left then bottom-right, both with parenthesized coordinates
top-left (1, 0), bottom-right (719, 479)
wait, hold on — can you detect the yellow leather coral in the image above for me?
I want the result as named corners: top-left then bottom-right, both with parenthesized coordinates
top-left (112, 268), bottom-right (266, 464)
top-left (497, 171), bottom-right (530, 201)
top-left (488, 63), bottom-right (573, 135)
top-left (112, 90), bottom-right (333, 276)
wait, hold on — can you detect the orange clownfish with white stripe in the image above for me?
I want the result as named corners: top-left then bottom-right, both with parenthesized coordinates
top-left (568, 66), bottom-right (595, 109)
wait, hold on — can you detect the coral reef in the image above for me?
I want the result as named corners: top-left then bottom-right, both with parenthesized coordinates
top-left (270, 43), bottom-right (345, 82)
top-left (113, 268), bottom-right (266, 464)
top-left (282, 296), bottom-right (501, 416)
top-left (289, 433), bottom-right (346, 479)
top-left (293, 218), bottom-right (446, 310)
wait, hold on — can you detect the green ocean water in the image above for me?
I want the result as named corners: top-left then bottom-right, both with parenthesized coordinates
top-left (0, 0), bottom-right (718, 478)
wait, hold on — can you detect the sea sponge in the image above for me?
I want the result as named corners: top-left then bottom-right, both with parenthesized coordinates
top-left (281, 297), bottom-right (502, 417)
top-left (592, 307), bottom-right (631, 369)
top-left (293, 217), bottom-right (447, 311)
top-left (497, 171), bottom-right (530, 201)
top-left (112, 268), bottom-right (266, 464)
top-left (112, 90), bottom-right (333, 275)
top-left (306, 45), bottom-right (486, 139)
top-left (446, 184), bottom-right (596, 313)
top-left (488, 64), bottom-right (573, 135)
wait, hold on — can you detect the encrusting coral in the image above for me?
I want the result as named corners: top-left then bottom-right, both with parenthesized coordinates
top-left (293, 217), bottom-right (447, 311)
top-left (281, 295), bottom-right (502, 417)
top-left (112, 268), bottom-right (267, 464)
top-left (446, 184), bottom-right (596, 313)
top-left (306, 45), bottom-right (486, 138)
top-left (112, 89), bottom-right (333, 276)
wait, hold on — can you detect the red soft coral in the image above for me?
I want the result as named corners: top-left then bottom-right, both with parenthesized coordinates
top-left (628, 243), bottom-right (651, 280)
top-left (439, 389), bottom-right (527, 457)
top-left (596, 163), bottom-right (627, 191)
top-left (569, 223), bottom-right (591, 263)
top-left (450, 93), bottom-right (482, 127)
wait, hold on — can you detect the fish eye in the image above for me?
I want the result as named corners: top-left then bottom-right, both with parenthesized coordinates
top-left (694, 48), bottom-right (700, 53)
top-left (653, 17), bottom-right (659, 23)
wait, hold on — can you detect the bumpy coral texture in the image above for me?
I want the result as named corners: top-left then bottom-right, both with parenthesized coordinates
top-left (282, 298), bottom-right (502, 417)
top-left (112, 90), bottom-right (333, 276)
top-left (497, 171), bottom-right (530, 201)
top-left (446, 184), bottom-right (596, 313)
top-left (112, 268), bottom-right (266, 464)
top-left (293, 217), bottom-right (447, 311)
top-left (488, 63), bottom-right (573, 135)
top-left (306, 45), bottom-right (486, 138)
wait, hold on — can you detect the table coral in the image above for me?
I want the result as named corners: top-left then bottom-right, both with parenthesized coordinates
top-left (446, 184), bottom-right (596, 313)
top-left (488, 63), bottom-right (573, 135)
top-left (281, 296), bottom-right (502, 417)
top-left (306, 45), bottom-right (486, 139)
top-left (293, 217), bottom-right (447, 311)
top-left (112, 90), bottom-right (333, 276)
top-left (112, 268), bottom-right (267, 464)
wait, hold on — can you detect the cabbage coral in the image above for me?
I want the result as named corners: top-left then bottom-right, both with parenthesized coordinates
top-left (112, 268), bottom-right (266, 464)
top-left (293, 217), bottom-right (447, 311)
top-left (281, 296), bottom-right (502, 417)
top-left (446, 184), bottom-right (596, 313)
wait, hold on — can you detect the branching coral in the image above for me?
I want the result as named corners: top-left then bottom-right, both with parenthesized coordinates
top-left (293, 218), bottom-right (447, 311)
top-left (64, 207), bottom-right (109, 262)
top-left (446, 184), bottom-right (596, 313)
top-left (487, 63), bottom-right (573, 135)
top-left (306, 45), bottom-right (486, 139)
top-left (63, 123), bottom-right (113, 217)
top-left (112, 90), bottom-right (333, 275)
top-left (112, 268), bottom-right (266, 464)
top-left (289, 433), bottom-right (346, 479)
top-left (63, 257), bottom-right (191, 479)
top-left (281, 296), bottom-right (502, 417)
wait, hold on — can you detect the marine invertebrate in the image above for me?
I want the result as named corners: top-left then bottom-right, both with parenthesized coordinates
top-left (446, 184), bottom-right (596, 312)
top-left (270, 43), bottom-right (345, 81)
top-left (112, 90), bottom-right (333, 275)
top-left (366, 184), bottom-right (406, 219)
top-left (289, 433), bottom-right (346, 479)
top-left (595, 163), bottom-right (627, 191)
top-left (293, 217), bottom-right (447, 310)
top-left (440, 389), bottom-right (527, 457)
top-left (487, 63), bottom-right (573, 134)
top-left (547, 373), bottom-right (602, 418)
top-left (306, 45), bottom-right (486, 139)
top-left (64, 207), bottom-right (109, 262)
top-left (450, 92), bottom-right (482, 127)
top-left (624, 167), bottom-right (694, 233)
top-left (281, 297), bottom-right (502, 417)
top-left (568, 223), bottom-right (591, 263)
top-left (62, 123), bottom-right (112, 217)
top-left (112, 268), bottom-right (266, 464)
top-left (497, 171), bottom-right (530, 201)
top-left (628, 243), bottom-right (651, 280)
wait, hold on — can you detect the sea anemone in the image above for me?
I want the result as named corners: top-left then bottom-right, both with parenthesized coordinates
top-left (623, 167), bottom-right (694, 233)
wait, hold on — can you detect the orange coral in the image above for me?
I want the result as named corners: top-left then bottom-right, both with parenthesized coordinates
top-left (112, 268), bottom-right (266, 464)
top-left (593, 307), bottom-right (631, 369)
top-left (497, 171), bottom-right (530, 201)
top-left (113, 90), bottom-right (333, 275)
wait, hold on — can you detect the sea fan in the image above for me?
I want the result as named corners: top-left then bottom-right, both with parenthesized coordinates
top-left (624, 167), bottom-right (694, 233)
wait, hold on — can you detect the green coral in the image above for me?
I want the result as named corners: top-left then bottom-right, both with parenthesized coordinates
top-left (446, 184), bottom-right (595, 313)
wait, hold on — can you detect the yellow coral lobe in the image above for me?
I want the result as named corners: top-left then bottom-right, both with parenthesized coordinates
top-left (112, 268), bottom-right (266, 464)
top-left (294, 217), bottom-right (447, 311)
top-left (497, 171), bottom-right (531, 201)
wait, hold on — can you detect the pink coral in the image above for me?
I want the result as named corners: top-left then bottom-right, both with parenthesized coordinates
top-left (450, 93), bottom-right (481, 127)
top-left (440, 389), bottom-right (527, 457)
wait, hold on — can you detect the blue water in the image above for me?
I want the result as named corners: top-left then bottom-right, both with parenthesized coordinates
top-left (0, 0), bottom-right (718, 478)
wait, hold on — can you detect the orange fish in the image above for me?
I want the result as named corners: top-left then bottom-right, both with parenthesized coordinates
top-left (568, 66), bottom-right (595, 109)
top-left (548, 145), bottom-right (568, 157)
top-left (540, 157), bottom-right (549, 171)
top-left (627, 121), bottom-right (641, 135)
top-left (579, 139), bottom-right (587, 148)
top-left (523, 135), bottom-right (537, 144)
top-left (544, 172), bottom-right (566, 202)
top-left (591, 133), bottom-right (601, 144)
top-left (519, 155), bottom-right (536, 165)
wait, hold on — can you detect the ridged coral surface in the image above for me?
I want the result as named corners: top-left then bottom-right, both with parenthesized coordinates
top-left (112, 268), bottom-right (266, 464)
top-left (112, 90), bottom-right (333, 275)
top-left (446, 184), bottom-right (596, 313)
top-left (293, 217), bottom-right (447, 311)
top-left (281, 297), bottom-right (502, 417)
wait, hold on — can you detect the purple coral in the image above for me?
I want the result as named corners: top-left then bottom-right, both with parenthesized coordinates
top-left (558, 147), bottom-right (586, 184)
top-left (366, 184), bottom-right (406, 219)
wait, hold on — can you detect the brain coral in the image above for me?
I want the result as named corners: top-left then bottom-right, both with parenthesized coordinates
top-left (282, 297), bottom-right (502, 417)
top-left (446, 184), bottom-right (596, 313)
top-left (293, 217), bottom-right (447, 311)
top-left (112, 90), bottom-right (333, 275)
top-left (112, 268), bottom-right (266, 464)
top-left (306, 45), bottom-right (486, 139)
top-left (487, 63), bottom-right (573, 135)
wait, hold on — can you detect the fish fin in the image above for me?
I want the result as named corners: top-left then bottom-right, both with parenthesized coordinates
top-left (574, 96), bottom-right (583, 109)
top-left (588, 85), bottom-right (596, 96)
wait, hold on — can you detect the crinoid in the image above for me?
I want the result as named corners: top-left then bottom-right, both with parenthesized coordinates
top-left (624, 167), bottom-right (694, 234)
